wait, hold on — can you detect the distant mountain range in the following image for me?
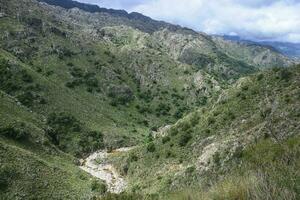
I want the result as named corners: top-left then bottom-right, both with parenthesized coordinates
top-left (39, 0), bottom-right (300, 60)
top-left (221, 35), bottom-right (300, 59)
top-left (38, 0), bottom-right (195, 34)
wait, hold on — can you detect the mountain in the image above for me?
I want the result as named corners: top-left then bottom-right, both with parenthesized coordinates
top-left (260, 41), bottom-right (300, 59)
top-left (220, 35), bottom-right (300, 59)
top-left (0, 0), bottom-right (298, 199)
top-left (37, 0), bottom-right (195, 34)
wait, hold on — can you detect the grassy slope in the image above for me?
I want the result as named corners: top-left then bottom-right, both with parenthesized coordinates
top-left (0, 0), bottom-right (224, 150)
top-left (0, 92), bottom-right (104, 199)
top-left (109, 65), bottom-right (300, 198)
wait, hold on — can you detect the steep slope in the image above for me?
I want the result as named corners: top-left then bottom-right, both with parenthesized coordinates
top-left (1, 0), bottom-right (218, 153)
top-left (109, 65), bottom-right (300, 198)
top-left (0, 91), bottom-right (106, 199)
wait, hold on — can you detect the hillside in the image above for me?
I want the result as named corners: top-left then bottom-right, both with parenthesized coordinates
top-left (109, 65), bottom-right (300, 199)
top-left (0, 0), bottom-right (298, 199)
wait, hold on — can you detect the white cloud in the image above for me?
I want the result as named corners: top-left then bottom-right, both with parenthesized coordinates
top-left (78, 0), bottom-right (300, 43)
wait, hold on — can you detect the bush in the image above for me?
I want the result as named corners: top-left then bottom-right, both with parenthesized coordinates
top-left (0, 166), bottom-right (16, 191)
top-left (279, 68), bottom-right (292, 81)
top-left (207, 117), bottom-right (216, 125)
top-left (0, 125), bottom-right (29, 141)
top-left (91, 179), bottom-right (107, 195)
top-left (108, 85), bottom-right (134, 105)
top-left (17, 91), bottom-right (35, 106)
top-left (46, 112), bottom-right (82, 146)
top-left (257, 74), bottom-right (264, 81)
top-left (162, 136), bottom-right (171, 144)
top-left (79, 131), bottom-right (104, 153)
top-left (155, 103), bottom-right (171, 116)
top-left (185, 166), bottom-right (195, 174)
top-left (179, 132), bottom-right (192, 147)
top-left (21, 71), bottom-right (33, 83)
top-left (170, 127), bottom-right (178, 136)
top-left (147, 142), bottom-right (156, 152)
top-left (129, 154), bottom-right (138, 162)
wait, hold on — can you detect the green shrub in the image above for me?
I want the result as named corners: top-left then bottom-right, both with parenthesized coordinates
top-left (170, 127), bottom-right (178, 136)
top-left (91, 179), bottom-right (107, 195)
top-left (179, 132), bottom-right (192, 147)
top-left (207, 117), bottom-right (216, 125)
top-left (17, 91), bottom-right (35, 106)
top-left (257, 74), bottom-right (264, 81)
top-left (129, 153), bottom-right (139, 162)
top-left (155, 103), bottom-right (171, 116)
top-left (0, 166), bottom-right (16, 191)
top-left (185, 166), bottom-right (196, 174)
top-left (0, 124), bottom-right (29, 141)
top-left (279, 68), bottom-right (292, 81)
top-left (46, 112), bottom-right (82, 148)
top-left (147, 142), bottom-right (156, 152)
top-left (108, 85), bottom-right (134, 105)
top-left (162, 136), bottom-right (171, 144)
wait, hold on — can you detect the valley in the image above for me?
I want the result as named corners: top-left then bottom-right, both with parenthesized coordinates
top-left (0, 0), bottom-right (299, 199)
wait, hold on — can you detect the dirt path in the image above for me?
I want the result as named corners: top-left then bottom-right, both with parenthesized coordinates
top-left (79, 147), bottom-right (135, 194)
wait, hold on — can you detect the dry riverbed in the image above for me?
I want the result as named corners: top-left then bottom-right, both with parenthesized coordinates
top-left (79, 147), bottom-right (135, 193)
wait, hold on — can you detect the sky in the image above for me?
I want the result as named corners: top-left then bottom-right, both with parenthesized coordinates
top-left (78, 0), bottom-right (300, 43)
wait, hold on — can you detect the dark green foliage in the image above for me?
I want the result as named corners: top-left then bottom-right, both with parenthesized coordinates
top-left (179, 132), bottom-right (192, 146)
top-left (108, 85), bottom-right (134, 105)
top-left (147, 142), bottom-right (156, 152)
top-left (138, 91), bottom-right (153, 102)
top-left (146, 133), bottom-right (153, 143)
top-left (25, 17), bottom-right (43, 30)
top-left (18, 91), bottom-right (35, 106)
top-left (79, 131), bottom-right (104, 153)
top-left (155, 103), bottom-right (171, 116)
top-left (0, 124), bottom-right (29, 141)
top-left (21, 72), bottom-right (33, 83)
top-left (207, 116), bottom-right (216, 125)
top-left (67, 67), bottom-right (99, 92)
top-left (195, 96), bottom-right (208, 106)
top-left (257, 73), bottom-right (264, 81)
top-left (260, 107), bottom-right (272, 119)
top-left (0, 166), bottom-right (16, 191)
top-left (213, 152), bottom-right (221, 166)
top-left (185, 166), bottom-right (195, 174)
top-left (91, 179), bottom-right (107, 195)
top-left (174, 106), bottom-right (189, 119)
top-left (50, 27), bottom-right (67, 38)
top-left (46, 112), bottom-right (104, 155)
top-left (162, 136), bottom-right (171, 144)
top-left (279, 68), bottom-right (292, 81)
top-left (0, 59), bottom-right (45, 107)
top-left (129, 153), bottom-right (139, 162)
top-left (179, 50), bottom-right (214, 68)
top-left (178, 121), bottom-right (191, 132)
top-left (169, 127), bottom-right (178, 136)
top-left (46, 113), bottom-right (81, 146)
